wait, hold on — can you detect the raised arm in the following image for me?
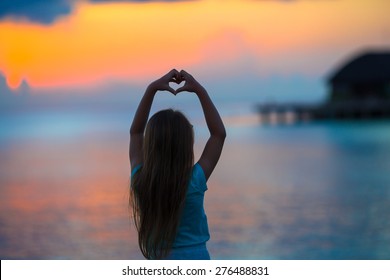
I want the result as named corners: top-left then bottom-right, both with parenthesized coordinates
top-left (177, 70), bottom-right (226, 181)
top-left (129, 69), bottom-right (180, 169)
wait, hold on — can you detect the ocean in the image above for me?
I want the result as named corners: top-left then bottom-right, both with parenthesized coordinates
top-left (1, 103), bottom-right (389, 259)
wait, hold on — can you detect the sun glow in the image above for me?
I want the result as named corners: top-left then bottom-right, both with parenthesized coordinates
top-left (0, 0), bottom-right (389, 90)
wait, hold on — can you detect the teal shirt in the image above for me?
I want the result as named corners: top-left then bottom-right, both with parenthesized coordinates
top-left (131, 163), bottom-right (210, 248)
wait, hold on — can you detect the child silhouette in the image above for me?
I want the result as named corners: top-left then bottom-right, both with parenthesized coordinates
top-left (130, 69), bottom-right (226, 259)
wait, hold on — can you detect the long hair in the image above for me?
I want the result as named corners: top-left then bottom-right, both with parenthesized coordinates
top-left (130, 109), bottom-right (194, 259)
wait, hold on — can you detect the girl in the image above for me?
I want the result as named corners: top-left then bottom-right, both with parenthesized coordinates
top-left (129, 69), bottom-right (226, 260)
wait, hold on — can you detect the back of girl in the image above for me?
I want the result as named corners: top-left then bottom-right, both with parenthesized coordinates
top-left (129, 69), bottom-right (226, 260)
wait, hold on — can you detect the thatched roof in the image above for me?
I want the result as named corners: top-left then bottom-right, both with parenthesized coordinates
top-left (329, 51), bottom-right (390, 84)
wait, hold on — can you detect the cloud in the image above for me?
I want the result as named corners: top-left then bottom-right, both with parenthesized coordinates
top-left (0, 0), bottom-right (333, 25)
top-left (0, 72), bottom-right (30, 106)
top-left (0, 71), bottom-right (30, 92)
top-left (0, 73), bottom-right (13, 98)
top-left (0, 0), bottom-right (73, 24)
top-left (89, 0), bottom-right (190, 2)
top-left (0, 0), bottom-right (192, 25)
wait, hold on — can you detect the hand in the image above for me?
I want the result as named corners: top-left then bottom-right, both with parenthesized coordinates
top-left (176, 70), bottom-right (204, 94)
top-left (149, 69), bottom-right (182, 95)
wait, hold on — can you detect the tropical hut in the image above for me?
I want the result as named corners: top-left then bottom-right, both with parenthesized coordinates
top-left (257, 51), bottom-right (390, 122)
top-left (317, 51), bottom-right (390, 119)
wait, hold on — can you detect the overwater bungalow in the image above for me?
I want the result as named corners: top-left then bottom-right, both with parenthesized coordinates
top-left (258, 51), bottom-right (390, 123)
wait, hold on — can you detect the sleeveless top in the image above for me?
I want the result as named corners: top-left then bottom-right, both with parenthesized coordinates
top-left (131, 163), bottom-right (210, 248)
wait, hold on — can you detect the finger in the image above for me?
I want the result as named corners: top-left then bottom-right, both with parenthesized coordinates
top-left (174, 70), bottom-right (182, 83)
top-left (161, 84), bottom-right (176, 95)
top-left (180, 70), bottom-right (192, 80)
top-left (171, 69), bottom-right (180, 78)
top-left (165, 69), bottom-right (178, 82)
top-left (171, 76), bottom-right (181, 84)
top-left (169, 68), bottom-right (179, 75)
top-left (171, 69), bottom-right (183, 84)
top-left (170, 76), bottom-right (178, 83)
top-left (180, 70), bottom-right (188, 78)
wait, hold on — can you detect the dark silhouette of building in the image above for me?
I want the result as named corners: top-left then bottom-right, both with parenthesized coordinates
top-left (315, 51), bottom-right (390, 119)
top-left (257, 51), bottom-right (390, 123)
top-left (329, 52), bottom-right (390, 102)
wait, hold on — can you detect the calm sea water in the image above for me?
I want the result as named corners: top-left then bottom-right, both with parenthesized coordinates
top-left (1, 107), bottom-right (390, 259)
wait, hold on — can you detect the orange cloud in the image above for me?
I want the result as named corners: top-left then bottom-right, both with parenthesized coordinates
top-left (0, 1), bottom-right (211, 89)
top-left (0, 0), bottom-right (388, 90)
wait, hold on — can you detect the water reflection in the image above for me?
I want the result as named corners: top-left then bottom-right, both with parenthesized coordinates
top-left (1, 113), bottom-right (390, 259)
top-left (0, 132), bottom-right (140, 259)
top-left (208, 122), bottom-right (390, 259)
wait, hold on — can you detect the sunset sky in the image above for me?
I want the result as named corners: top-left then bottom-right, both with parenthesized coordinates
top-left (0, 0), bottom-right (389, 103)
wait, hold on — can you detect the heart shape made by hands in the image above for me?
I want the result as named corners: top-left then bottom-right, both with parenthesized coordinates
top-left (169, 80), bottom-right (185, 93)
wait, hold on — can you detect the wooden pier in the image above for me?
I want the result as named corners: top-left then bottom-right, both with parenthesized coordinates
top-left (257, 51), bottom-right (390, 124)
top-left (257, 100), bottom-right (390, 124)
